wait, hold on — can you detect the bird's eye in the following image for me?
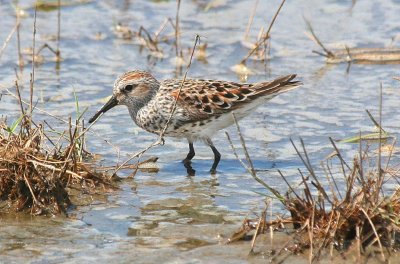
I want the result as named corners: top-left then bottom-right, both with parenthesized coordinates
top-left (124, 84), bottom-right (135, 92)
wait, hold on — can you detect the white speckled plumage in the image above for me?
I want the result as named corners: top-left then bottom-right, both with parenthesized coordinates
top-left (89, 70), bottom-right (302, 173)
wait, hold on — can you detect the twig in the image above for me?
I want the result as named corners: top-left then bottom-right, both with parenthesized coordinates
top-left (229, 114), bottom-right (284, 202)
top-left (277, 169), bottom-right (302, 200)
top-left (328, 137), bottom-right (351, 171)
top-left (376, 82), bottom-right (383, 201)
top-left (0, 17), bottom-right (20, 62)
top-left (6, 88), bottom-right (120, 153)
top-left (159, 35), bottom-right (200, 138)
top-left (320, 161), bottom-right (338, 202)
top-left (57, 0), bottom-right (61, 58)
top-left (312, 50), bottom-right (329, 58)
top-left (304, 18), bottom-right (334, 58)
top-left (138, 26), bottom-right (159, 51)
top-left (366, 109), bottom-right (386, 133)
top-left (29, 159), bottom-right (83, 179)
top-left (244, 0), bottom-right (260, 41)
top-left (291, 138), bottom-right (333, 205)
top-left (16, 13), bottom-right (23, 70)
top-left (225, 131), bottom-right (255, 172)
top-left (356, 225), bottom-right (361, 261)
top-left (6, 88), bottom-right (66, 123)
top-left (384, 138), bottom-right (396, 172)
top-left (23, 173), bottom-right (42, 206)
top-left (154, 18), bottom-right (176, 42)
top-left (360, 208), bottom-right (386, 262)
top-left (308, 203), bottom-right (315, 264)
top-left (358, 131), bottom-right (366, 187)
top-left (249, 205), bottom-right (267, 254)
top-left (175, 0), bottom-right (181, 57)
top-left (97, 157), bottom-right (158, 171)
top-left (232, 113), bottom-right (255, 174)
top-left (299, 138), bottom-right (316, 177)
top-left (240, 0), bottom-right (286, 64)
top-left (30, 5), bottom-right (38, 119)
top-left (314, 211), bottom-right (336, 259)
top-left (36, 43), bottom-right (59, 57)
top-left (14, 80), bottom-right (26, 122)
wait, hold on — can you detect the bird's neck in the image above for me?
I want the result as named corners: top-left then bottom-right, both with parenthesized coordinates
top-left (126, 80), bottom-right (160, 125)
top-left (127, 92), bottom-right (156, 125)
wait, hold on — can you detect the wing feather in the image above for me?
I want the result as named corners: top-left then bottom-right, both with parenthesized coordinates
top-left (165, 74), bottom-right (301, 122)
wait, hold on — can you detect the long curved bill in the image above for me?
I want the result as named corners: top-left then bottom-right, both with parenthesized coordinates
top-left (88, 95), bottom-right (118, 123)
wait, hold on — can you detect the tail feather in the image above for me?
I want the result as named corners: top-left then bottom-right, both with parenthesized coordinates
top-left (252, 74), bottom-right (302, 98)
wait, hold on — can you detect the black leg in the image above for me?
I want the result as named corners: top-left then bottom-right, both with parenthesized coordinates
top-left (183, 142), bottom-right (196, 176)
top-left (184, 162), bottom-right (196, 176)
top-left (206, 138), bottom-right (221, 174)
top-left (184, 142), bottom-right (195, 161)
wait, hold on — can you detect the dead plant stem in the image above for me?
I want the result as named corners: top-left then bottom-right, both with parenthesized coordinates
top-left (57, 0), bottom-right (61, 57)
top-left (23, 173), bottom-right (41, 206)
top-left (30, 5), bottom-right (38, 119)
top-left (0, 16), bottom-right (20, 62)
top-left (249, 206), bottom-right (265, 254)
top-left (277, 169), bottom-right (302, 200)
top-left (304, 18), bottom-right (334, 58)
top-left (175, 0), bottom-right (181, 57)
top-left (360, 208), bottom-right (386, 261)
top-left (229, 114), bottom-right (284, 201)
top-left (240, 0), bottom-right (285, 64)
top-left (6, 88), bottom-right (120, 153)
top-left (16, 14), bottom-right (23, 70)
top-left (309, 203), bottom-right (315, 264)
top-left (244, 0), bottom-right (259, 40)
top-left (377, 83), bottom-right (383, 200)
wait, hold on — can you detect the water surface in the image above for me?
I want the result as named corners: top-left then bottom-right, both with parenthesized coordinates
top-left (1, 0), bottom-right (400, 262)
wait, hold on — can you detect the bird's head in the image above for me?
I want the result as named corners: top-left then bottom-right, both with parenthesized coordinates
top-left (88, 70), bottom-right (159, 123)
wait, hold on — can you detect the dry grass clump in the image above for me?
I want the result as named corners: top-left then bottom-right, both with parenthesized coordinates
top-left (281, 139), bottom-right (400, 260)
top-left (0, 118), bottom-right (113, 216)
top-left (228, 111), bottom-right (400, 262)
top-left (0, 3), bottom-right (114, 216)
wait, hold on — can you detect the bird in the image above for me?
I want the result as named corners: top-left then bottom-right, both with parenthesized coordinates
top-left (89, 70), bottom-right (301, 174)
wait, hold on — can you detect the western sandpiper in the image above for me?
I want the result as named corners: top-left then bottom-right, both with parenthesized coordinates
top-left (89, 70), bottom-right (301, 174)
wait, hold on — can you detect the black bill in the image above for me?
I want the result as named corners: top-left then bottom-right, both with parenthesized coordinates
top-left (88, 95), bottom-right (118, 123)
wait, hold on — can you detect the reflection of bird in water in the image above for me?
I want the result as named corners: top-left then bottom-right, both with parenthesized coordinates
top-left (89, 70), bottom-right (301, 174)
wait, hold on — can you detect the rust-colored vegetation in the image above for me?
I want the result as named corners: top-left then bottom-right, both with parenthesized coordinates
top-left (0, 115), bottom-right (114, 216)
top-left (228, 109), bottom-right (400, 262)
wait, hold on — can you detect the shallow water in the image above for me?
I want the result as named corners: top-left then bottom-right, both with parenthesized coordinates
top-left (1, 0), bottom-right (400, 263)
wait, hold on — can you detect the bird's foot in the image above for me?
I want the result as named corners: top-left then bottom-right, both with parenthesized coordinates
top-left (209, 168), bottom-right (217, 175)
top-left (183, 159), bottom-right (196, 176)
